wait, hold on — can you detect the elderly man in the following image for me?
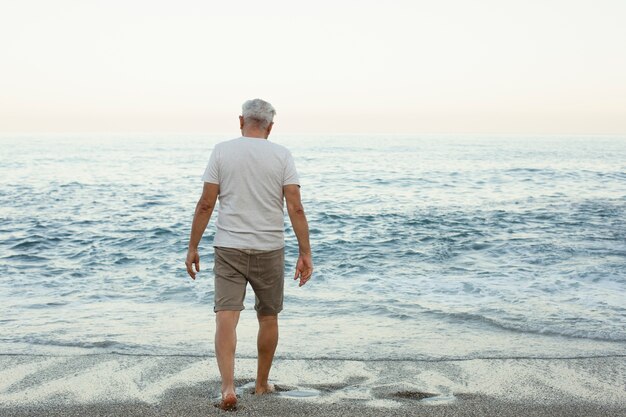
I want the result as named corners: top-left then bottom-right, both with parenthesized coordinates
top-left (185, 98), bottom-right (313, 410)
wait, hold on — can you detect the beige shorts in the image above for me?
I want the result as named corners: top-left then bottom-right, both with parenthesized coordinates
top-left (213, 246), bottom-right (285, 315)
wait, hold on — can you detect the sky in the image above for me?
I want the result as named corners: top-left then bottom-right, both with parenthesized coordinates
top-left (1, 0), bottom-right (625, 134)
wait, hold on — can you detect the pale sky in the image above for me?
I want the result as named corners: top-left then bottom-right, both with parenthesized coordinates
top-left (1, 0), bottom-right (625, 134)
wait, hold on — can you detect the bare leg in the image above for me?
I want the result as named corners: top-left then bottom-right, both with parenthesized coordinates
top-left (215, 310), bottom-right (241, 404)
top-left (255, 313), bottom-right (278, 394)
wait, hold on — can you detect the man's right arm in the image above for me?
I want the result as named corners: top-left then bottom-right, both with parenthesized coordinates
top-left (284, 184), bottom-right (313, 286)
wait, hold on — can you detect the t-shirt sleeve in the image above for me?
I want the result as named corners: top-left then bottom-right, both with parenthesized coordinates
top-left (283, 150), bottom-right (300, 187)
top-left (201, 146), bottom-right (220, 184)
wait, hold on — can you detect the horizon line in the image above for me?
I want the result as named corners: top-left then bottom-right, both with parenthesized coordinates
top-left (1, 131), bottom-right (626, 137)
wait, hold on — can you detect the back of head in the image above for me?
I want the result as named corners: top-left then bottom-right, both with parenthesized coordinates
top-left (242, 98), bottom-right (276, 129)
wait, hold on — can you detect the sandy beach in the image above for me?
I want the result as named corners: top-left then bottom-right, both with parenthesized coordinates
top-left (1, 353), bottom-right (624, 416)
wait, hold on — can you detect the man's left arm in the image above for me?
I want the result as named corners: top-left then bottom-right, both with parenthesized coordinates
top-left (186, 182), bottom-right (219, 280)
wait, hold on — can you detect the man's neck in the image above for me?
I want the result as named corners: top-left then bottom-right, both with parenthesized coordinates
top-left (241, 129), bottom-right (268, 139)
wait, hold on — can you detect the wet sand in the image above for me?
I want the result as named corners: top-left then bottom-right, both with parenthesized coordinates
top-left (1, 353), bottom-right (624, 416)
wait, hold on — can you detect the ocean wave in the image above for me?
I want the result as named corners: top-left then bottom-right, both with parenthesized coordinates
top-left (1, 254), bottom-right (50, 262)
top-left (420, 308), bottom-right (626, 342)
top-left (4, 337), bottom-right (149, 351)
top-left (8, 235), bottom-right (62, 250)
top-left (0, 341), bottom-right (624, 362)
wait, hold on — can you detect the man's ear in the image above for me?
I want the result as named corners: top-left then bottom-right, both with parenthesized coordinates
top-left (266, 121), bottom-right (274, 136)
top-left (239, 115), bottom-right (244, 130)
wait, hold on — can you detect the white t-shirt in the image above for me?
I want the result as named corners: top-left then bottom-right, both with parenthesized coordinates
top-left (201, 136), bottom-right (300, 250)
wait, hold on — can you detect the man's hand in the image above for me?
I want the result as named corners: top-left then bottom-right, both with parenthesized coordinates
top-left (294, 253), bottom-right (313, 287)
top-left (186, 248), bottom-right (200, 280)
top-left (186, 182), bottom-right (218, 280)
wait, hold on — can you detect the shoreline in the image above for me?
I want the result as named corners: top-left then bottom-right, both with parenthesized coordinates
top-left (3, 352), bottom-right (625, 361)
top-left (1, 353), bottom-right (625, 416)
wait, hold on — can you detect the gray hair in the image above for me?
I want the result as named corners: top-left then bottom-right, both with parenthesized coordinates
top-left (242, 98), bottom-right (276, 129)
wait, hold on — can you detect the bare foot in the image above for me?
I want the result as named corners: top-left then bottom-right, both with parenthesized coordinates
top-left (220, 392), bottom-right (237, 411)
top-left (254, 383), bottom-right (275, 395)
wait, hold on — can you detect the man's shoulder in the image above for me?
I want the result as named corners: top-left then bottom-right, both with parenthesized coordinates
top-left (216, 137), bottom-right (243, 147)
top-left (267, 141), bottom-right (291, 155)
top-left (210, 137), bottom-right (243, 155)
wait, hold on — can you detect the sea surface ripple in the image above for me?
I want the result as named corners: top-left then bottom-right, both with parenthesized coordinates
top-left (1, 134), bottom-right (625, 360)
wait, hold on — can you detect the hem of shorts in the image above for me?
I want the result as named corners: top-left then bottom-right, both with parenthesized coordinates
top-left (214, 305), bottom-right (246, 313)
top-left (213, 244), bottom-right (285, 250)
top-left (254, 307), bottom-right (283, 316)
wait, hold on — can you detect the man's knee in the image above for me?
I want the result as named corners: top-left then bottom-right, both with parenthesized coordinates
top-left (216, 310), bottom-right (241, 327)
top-left (257, 313), bottom-right (278, 323)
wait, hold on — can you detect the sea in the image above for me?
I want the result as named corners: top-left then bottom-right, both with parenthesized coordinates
top-left (1, 134), bottom-right (625, 361)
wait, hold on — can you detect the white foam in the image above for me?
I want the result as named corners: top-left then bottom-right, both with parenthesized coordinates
top-left (138, 359), bottom-right (215, 403)
top-left (457, 358), bottom-right (626, 404)
top-left (0, 357), bottom-right (66, 393)
top-left (270, 359), bottom-right (374, 386)
top-left (0, 355), bottom-right (624, 407)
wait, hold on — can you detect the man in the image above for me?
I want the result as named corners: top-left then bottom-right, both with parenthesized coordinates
top-left (185, 98), bottom-right (313, 411)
